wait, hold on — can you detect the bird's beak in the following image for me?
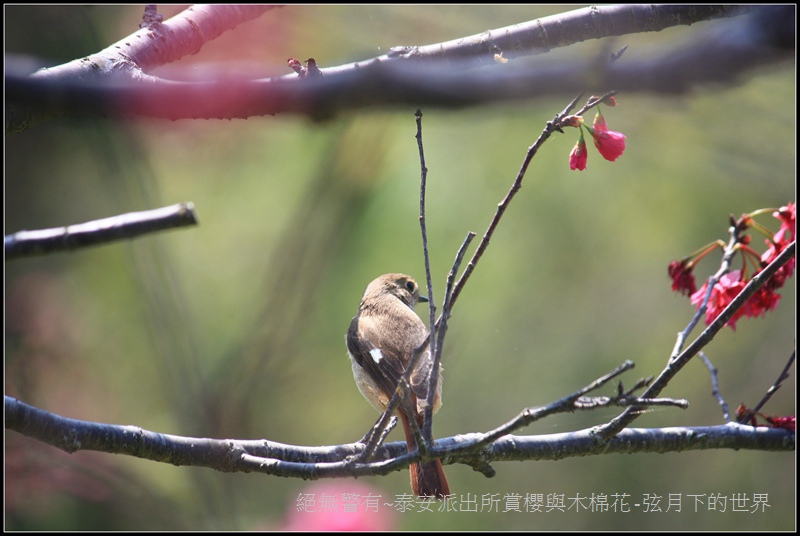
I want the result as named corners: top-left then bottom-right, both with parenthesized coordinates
top-left (418, 294), bottom-right (429, 303)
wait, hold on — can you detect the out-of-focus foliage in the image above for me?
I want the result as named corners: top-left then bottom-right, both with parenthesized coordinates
top-left (5, 5), bottom-right (794, 531)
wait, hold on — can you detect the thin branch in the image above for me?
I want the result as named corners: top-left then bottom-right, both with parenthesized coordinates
top-left (460, 361), bottom-right (685, 452)
top-left (414, 108), bottom-right (477, 448)
top-left (746, 350), bottom-right (795, 420)
top-left (415, 108), bottom-right (438, 446)
top-left (444, 94), bottom-right (582, 315)
top-left (356, 415), bottom-right (397, 447)
top-left (424, 232), bottom-right (474, 441)
top-left (470, 362), bottom-right (637, 449)
top-left (399, 378), bottom-right (432, 457)
top-left (4, 202), bottom-right (198, 261)
top-left (699, 351), bottom-right (732, 423)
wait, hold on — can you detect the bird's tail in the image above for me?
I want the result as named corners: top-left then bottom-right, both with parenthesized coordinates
top-left (400, 412), bottom-right (450, 499)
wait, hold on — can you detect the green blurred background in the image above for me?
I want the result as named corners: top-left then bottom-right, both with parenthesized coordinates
top-left (5, 5), bottom-right (795, 531)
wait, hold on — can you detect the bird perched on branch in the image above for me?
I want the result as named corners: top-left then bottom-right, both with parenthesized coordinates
top-left (347, 273), bottom-right (449, 499)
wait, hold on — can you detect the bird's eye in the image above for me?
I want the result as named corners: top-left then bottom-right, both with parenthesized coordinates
top-left (405, 280), bottom-right (416, 293)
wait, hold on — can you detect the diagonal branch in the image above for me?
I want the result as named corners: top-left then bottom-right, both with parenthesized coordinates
top-left (596, 240), bottom-right (796, 439)
top-left (442, 94), bottom-right (583, 316)
top-left (4, 202), bottom-right (198, 261)
top-left (746, 350), bottom-right (796, 420)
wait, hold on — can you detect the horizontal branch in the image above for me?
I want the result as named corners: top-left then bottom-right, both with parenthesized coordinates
top-left (484, 422), bottom-right (794, 459)
top-left (6, 5), bottom-right (793, 129)
top-left (4, 202), bottom-right (198, 261)
top-left (6, 390), bottom-right (792, 483)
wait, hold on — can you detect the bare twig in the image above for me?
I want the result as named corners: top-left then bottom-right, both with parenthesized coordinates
top-left (415, 108), bottom-right (438, 447)
top-left (4, 202), bottom-right (198, 261)
top-left (416, 109), bottom-right (435, 320)
top-left (699, 351), bottom-right (732, 423)
top-left (444, 95), bottom-right (582, 315)
top-left (351, 110), bottom-right (446, 463)
top-left (415, 108), bottom-right (478, 447)
top-left (424, 231), bottom-right (475, 442)
top-left (745, 350), bottom-right (795, 420)
top-left (459, 361), bottom-right (686, 454)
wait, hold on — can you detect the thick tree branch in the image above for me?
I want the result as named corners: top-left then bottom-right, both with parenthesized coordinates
top-left (6, 5), bottom-right (793, 130)
top-left (5, 4), bottom-right (277, 132)
top-left (6, 395), bottom-right (791, 483)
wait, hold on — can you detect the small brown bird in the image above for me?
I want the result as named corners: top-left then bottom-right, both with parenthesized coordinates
top-left (346, 273), bottom-right (449, 499)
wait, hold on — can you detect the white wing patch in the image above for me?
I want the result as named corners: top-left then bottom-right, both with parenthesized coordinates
top-left (369, 348), bottom-right (383, 364)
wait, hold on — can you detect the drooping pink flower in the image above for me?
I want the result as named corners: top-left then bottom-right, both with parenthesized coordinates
top-left (569, 131), bottom-right (588, 171)
top-left (586, 113), bottom-right (626, 162)
top-left (566, 110), bottom-right (626, 168)
top-left (591, 129), bottom-right (626, 161)
top-left (668, 259), bottom-right (697, 296)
